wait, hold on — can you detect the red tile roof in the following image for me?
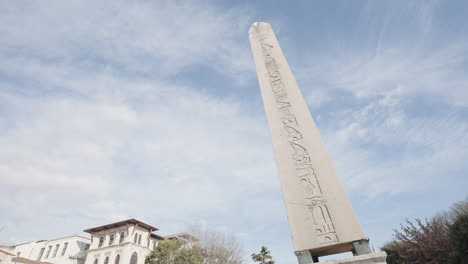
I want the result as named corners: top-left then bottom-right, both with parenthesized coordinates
top-left (83, 218), bottom-right (158, 233)
top-left (12, 257), bottom-right (53, 264)
top-left (0, 249), bottom-right (15, 256)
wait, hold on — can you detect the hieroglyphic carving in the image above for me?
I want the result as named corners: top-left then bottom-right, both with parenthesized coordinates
top-left (261, 43), bottom-right (338, 244)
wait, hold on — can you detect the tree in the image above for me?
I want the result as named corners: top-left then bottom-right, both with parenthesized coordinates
top-left (381, 197), bottom-right (468, 264)
top-left (449, 214), bottom-right (468, 264)
top-left (145, 240), bottom-right (203, 264)
top-left (186, 223), bottom-right (243, 264)
top-left (391, 217), bottom-right (452, 264)
top-left (381, 241), bottom-right (404, 264)
top-left (251, 246), bottom-right (275, 264)
top-left (446, 197), bottom-right (468, 224)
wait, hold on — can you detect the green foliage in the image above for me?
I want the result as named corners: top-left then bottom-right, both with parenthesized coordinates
top-left (449, 214), bottom-right (468, 264)
top-left (381, 241), bottom-right (404, 264)
top-left (251, 246), bottom-right (275, 264)
top-left (176, 247), bottom-right (204, 264)
top-left (145, 240), bottom-right (203, 264)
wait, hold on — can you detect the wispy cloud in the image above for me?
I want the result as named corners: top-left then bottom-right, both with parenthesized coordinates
top-left (1, 1), bottom-right (467, 263)
top-left (0, 0), bottom-right (267, 247)
top-left (292, 0), bottom-right (468, 198)
top-left (0, 0), bottom-right (254, 80)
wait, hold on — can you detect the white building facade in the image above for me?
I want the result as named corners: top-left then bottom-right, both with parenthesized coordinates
top-left (3, 219), bottom-right (192, 264)
top-left (9, 235), bottom-right (90, 264)
top-left (82, 219), bottom-right (163, 264)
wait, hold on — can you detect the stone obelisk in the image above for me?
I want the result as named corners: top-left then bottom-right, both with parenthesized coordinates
top-left (249, 22), bottom-right (386, 263)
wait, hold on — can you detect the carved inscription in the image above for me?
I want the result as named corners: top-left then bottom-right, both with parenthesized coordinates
top-left (262, 43), bottom-right (338, 244)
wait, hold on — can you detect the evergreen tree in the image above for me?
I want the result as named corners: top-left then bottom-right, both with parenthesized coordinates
top-left (381, 241), bottom-right (404, 264)
top-left (251, 246), bottom-right (275, 264)
top-left (449, 214), bottom-right (468, 264)
top-left (145, 240), bottom-right (203, 264)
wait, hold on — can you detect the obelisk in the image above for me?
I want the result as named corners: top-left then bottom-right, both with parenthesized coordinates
top-left (249, 22), bottom-right (385, 263)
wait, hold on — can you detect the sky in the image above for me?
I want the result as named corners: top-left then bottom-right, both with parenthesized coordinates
top-left (1, 0), bottom-right (467, 263)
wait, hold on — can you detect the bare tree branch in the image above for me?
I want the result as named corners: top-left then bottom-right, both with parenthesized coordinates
top-left (186, 223), bottom-right (243, 264)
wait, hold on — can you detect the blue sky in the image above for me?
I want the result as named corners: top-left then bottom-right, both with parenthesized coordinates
top-left (1, 0), bottom-right (467, 263)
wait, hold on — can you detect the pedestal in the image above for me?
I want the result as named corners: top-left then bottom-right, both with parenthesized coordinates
top-left (319, 252), bottom-right (387, 264)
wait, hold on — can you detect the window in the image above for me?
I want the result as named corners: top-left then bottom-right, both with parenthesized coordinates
top-left (52, 244), bottom-right (60, 258)
top-left (84, 244), bottom-right (90, 251)
top-left (94, 259), bottom-right (98, 264)
top-left (37, 248), bottom-right (45, 260)
top-left (109, 234), bottom-right (115, 246)
top-left (45, 246), bottom-right (52, 259)
top-left (119, 232), bottom-right (125, 243)
top-left (129, 252), bottom-right (137, 264)
top-left (147, 239), bottom-right (149, 248)
top-left (104, 257), bottom-right (109, 264)
top-left (152, 241), bottom-right (157, 250)
top-left (61, 242), bottom-right (68, 256)
top-left (133, 233), bottom-right (137, 243)
top-left (138, 234), bottom-right (141, 245)
top-left (99, 236), bottom-right (104, 248)
top-left (114, 255), bottom-right (120, 264)
top-left (17, 252), bottom-right (21, 257)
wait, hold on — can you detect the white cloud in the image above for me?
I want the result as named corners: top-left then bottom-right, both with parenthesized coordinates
top-left (0, 0), bottom-right (274, 247)
top-left (0, 0), bottom-right (254, 79)
top-left (287, 1), bottom-right (468, 198)
top-left (0, 61), bottom-right (282, 244)
top-left (1, 1), bottom-right (467, 263)
top-left (311, 79), bottom-right (468, 197)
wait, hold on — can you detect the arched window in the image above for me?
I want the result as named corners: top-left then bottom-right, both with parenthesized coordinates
top-left (93, 259), bottom-right (98, 264)
top-left (129, 252), bottom-right (137, 264)
top-left (114, 255), bottom-right (120, 264)
top-left (138, 234), bottom-right (142, 245)
top-left (109, 234), bottom-right (115, 246)
top-left (104, 257), bottom-right (109, 264)
top-left (119, 232), bottom-right (125, 243)
top-left (98, 236), bottom-right (104, 248)
top-left (133, 233), bottom-right (138, 243)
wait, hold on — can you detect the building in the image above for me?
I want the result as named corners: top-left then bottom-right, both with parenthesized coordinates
top-left (8, 235), bottom-right (90, 264)
top-left (0, 248), bottom-right (17, 264)
top-left (83, 219), bottom-right (163, 264)
top-left (163, 233), bottom-right (199, 243)
top-left (3, 219), bottom-right (192, 264)
top-left (0, 248), bottom-right (53, 264)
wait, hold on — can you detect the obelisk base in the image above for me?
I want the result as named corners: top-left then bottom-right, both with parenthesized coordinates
top-left (308, 252), bottom-right (387, 264)
top-left (295, 250), bottom-right (317, 264)
top-left (321, 252), bottom-right (387, 264)
top-left (296, 239), bottom-right (374, 263)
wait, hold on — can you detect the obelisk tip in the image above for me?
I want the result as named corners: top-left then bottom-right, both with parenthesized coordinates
top-left (249, 22), bottom-right (272, 36)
